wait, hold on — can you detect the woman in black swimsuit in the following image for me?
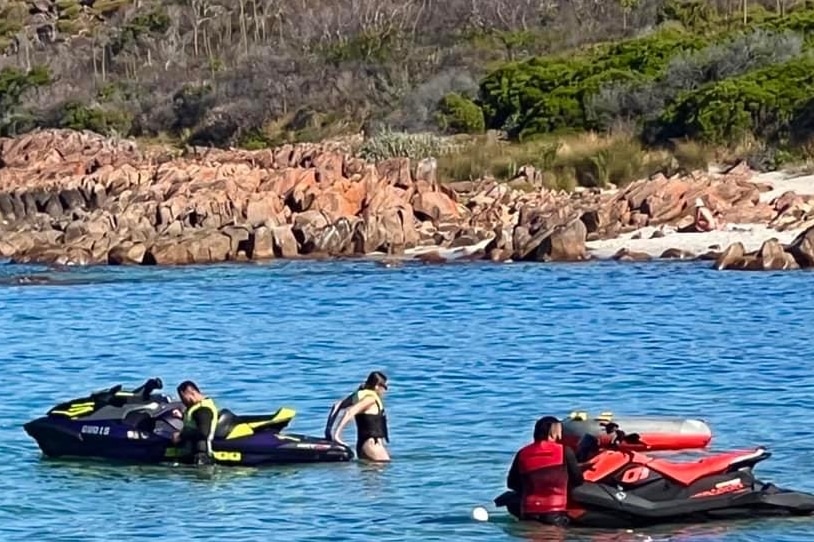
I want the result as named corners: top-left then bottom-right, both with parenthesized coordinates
top-left (324, 371), bottom-right (390, 462)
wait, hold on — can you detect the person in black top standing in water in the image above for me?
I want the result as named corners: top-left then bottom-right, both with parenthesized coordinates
top-left (170, 380), bottom-right (219, 466)
top-left (325, 371), bottom-right (390, 462)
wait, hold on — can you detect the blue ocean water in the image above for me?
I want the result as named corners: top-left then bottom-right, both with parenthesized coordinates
top-left (1, 259), bottom-right (814, 541)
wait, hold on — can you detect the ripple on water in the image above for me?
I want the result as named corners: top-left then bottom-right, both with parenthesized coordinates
top-left (2, 260), bottom-right (814, 541)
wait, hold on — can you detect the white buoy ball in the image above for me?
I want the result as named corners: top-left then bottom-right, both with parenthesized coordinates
top-left (471, 506), bottom-right (489, 522)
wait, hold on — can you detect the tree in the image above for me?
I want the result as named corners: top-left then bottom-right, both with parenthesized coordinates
top-left (619, 0), bottom-right (641, 30)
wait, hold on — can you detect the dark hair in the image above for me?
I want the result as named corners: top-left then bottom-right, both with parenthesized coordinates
top-left (534, 416), bottom-right (560, 442)
top-left (177, 380), bottom-right (200, 396)
top-left (359, 371), bottom-right (388, 391)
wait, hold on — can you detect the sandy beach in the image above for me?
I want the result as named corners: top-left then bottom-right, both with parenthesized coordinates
top-left (585, 224), bottom-right (802, 259)
top-left (586, 170), bottom-right (814, 259)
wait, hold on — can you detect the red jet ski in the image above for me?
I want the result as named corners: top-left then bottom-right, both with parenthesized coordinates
top-left (494, 424), bottom-right (814, 528)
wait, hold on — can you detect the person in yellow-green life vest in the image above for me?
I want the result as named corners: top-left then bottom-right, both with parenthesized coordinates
top-left (324, 371), bottom-right (390, 462)
top-left (170, 380), bottom-right (218, 466)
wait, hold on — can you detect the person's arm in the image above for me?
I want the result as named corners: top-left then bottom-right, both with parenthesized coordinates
top-left (564, 447), bottom-right (584, 486)
top-left (333, 395), bottom-right (376, 446)
top-left (324, 394), bottom-right (355, 440)
top-left (506, 452), bottom-right (522, 492)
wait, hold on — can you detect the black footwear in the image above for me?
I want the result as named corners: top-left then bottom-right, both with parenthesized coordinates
top-left (193, 452), bottom-right (212, 466)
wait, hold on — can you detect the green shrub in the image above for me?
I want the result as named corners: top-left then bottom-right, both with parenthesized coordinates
top-left (56, 0), bottom-right (81, 20)
top-left (56, 19), bottom-right (83, 34)
top-left (434, 93), bottom-right (484, 134)
top-left (171, 83), bottom-right (214, 133)
top-left (356, 128), bottom-right (451, 162)
top-left (657, 0), bottom-right (714, 30)
top-left (321, 31), bottom-right (400, 64)
top-left (671, 140), bottom-right (714, 172)
top-left (477, 28), bottom-right (708, 139)
top-left (472, 7), bottom-right (814, 144)
top-left (0, 66), bottom-right (51, 135)
top-left (0, 3), bottom-right (26, 39)
top-left (588, 28), bottom-right (805, 133)
top-left (652, 55), bottom-right (814, 145)
top-left (236, 128), bottom-right (274, 150)
top-left (109, 7), bottom-right (171, 55)
top-left (91, 0), bottom-right (131, 16)
top-left (58, 102), bottom-right (133, 135)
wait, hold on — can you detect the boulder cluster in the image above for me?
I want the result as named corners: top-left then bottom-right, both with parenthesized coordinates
top-left (0, 129), bottom-right (813, 272)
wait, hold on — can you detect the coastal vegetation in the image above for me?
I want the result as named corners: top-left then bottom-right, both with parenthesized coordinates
top-left (3, 0), bottom-right (814, 187)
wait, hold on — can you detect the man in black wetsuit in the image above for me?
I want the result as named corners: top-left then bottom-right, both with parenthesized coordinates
top-left (171, 380), bottom-right (219, 466)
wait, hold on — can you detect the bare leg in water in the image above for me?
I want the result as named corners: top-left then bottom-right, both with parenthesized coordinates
top-left (358, 438), bottom-right (390, 462)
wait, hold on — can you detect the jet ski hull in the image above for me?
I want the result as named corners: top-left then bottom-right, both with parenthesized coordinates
top-left (24, 416), bottom-right (172, 463)
top-left (494, 442), bottom-right (814, 529)
top-left (23, 379), bottom-right (354, 466)
top-left (24, 416), bottom-right (353, 466)
top-left (496, 481), bottom-right (814, 529)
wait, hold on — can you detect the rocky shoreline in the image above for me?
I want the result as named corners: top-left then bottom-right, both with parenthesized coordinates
top-left (2, 129), bottom-right (814, 272)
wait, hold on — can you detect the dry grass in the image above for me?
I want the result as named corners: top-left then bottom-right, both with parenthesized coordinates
top-left (670, 140), bottom-right (715, 173)
top-left (783, 138), bottom-right (814, 175)
top-left (436, 131), bottom-right (674, 189)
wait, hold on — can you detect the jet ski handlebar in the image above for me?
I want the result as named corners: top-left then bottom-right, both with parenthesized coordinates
top-left (89, 378), bottom-right (164, 403)
top-left (575, 422), bottom-right (648, 462)
top-left (602, 421), bottom-right (645, 449)
top-left (90, 384), bottom-right (123, 403)
top-left (133, 377), bottom-right (163, 399)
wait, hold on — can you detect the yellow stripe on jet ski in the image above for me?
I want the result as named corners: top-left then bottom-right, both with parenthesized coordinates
top-left (213, 451), bottom-right (242, 462)
top-left (51, 403), bottom-right (96, 417)
top-left (50, 410), bottom-right (93, 417)
top-left (164, 450), bottom-right (245, 462)
top-left (225, 408), bottom-right (296, 440)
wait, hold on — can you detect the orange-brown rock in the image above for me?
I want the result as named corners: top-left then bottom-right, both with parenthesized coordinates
top-left (714, 242), bottom-right (749, 270)
top-left (603, 168), bottom-right (772, 233)
top-left (513, 215), bottom-right (588, 262)
top-left (1, 129), bottom-right (814, 268)
top-left (412, 191), bottom-right (460, 222)
top-left (612, 248), bottom-right (652, 262)
top-left (660, 248), bottom-right (696, 259)
top-left (756, 238), bottom-right (798, 270)
top-left (714, 237), bottom-right (801, 271)
top-left (788, 224), bottom-right (814, 267)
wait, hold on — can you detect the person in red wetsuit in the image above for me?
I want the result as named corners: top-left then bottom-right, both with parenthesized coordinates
top-left (506, 416), bottom-right (585, 527)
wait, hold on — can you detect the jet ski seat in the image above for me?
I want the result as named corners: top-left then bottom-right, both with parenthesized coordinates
top-left (649, 449), bottom-right (767, 486)
top-left (212, 408), bottom-right (292, 439)
top-left (214, 409), bottom-right (237, 439)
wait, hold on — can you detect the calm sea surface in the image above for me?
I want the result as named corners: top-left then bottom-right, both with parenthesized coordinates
top-left (1, 259), bottom-right (814, 541)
